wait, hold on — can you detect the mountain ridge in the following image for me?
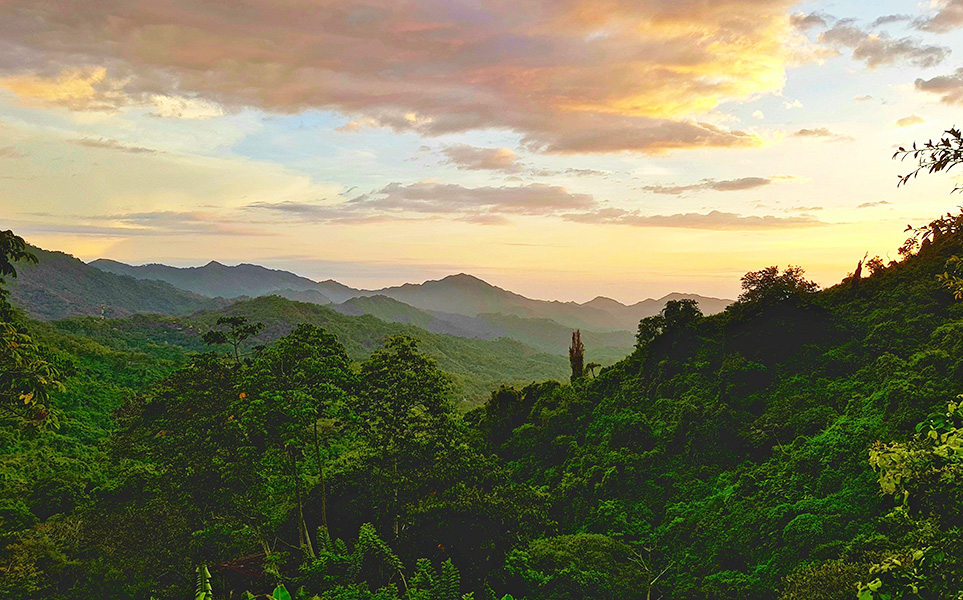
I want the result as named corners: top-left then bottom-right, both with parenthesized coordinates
top-left (88, 258), bottom-right (731, 331)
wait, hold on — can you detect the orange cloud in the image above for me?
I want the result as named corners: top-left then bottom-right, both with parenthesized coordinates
top-left (0, 0), bottom-right (808, 153)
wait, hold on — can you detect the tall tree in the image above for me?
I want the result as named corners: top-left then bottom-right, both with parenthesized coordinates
top-left (569, 330), bottom-right (584, 382)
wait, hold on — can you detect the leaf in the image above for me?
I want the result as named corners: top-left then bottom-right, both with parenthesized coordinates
top-left (272, 585), bottom-right (292, 600)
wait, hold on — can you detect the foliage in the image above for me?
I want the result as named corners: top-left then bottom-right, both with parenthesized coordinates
top-left (0, 231), bottom-right (62, 426)
top-left (8, 217), bottom-right (963, 600)
top-left (893, 127), bottom-right (963, 192)
top-left (735, 265), bottom-right (819, 306)
top-left (0, 230), bottom-right (37, 321)
top-left (634, 298), bottom-right (702, 350)
top-left (203, 316), bottom-right (265, 362)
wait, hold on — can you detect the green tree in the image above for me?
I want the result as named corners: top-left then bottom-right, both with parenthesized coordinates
top-left (202, 316), bottom-right (264, 363)
top-left (0, 230), bottom-right (36, 321)
top-left (635, 299), bottom-right (702, 350)
top-left (354, 336), bottom-right (455, 536)
top-left (735, 265), bottom-right (818, 306)
top-left (0, 230), bottom-right (61, 425)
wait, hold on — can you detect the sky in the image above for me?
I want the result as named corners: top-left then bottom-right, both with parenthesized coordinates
top-left (2, 0), bottom-right (963, 303)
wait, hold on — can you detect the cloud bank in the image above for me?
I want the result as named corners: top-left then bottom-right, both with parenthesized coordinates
top-left (0, 0), bottom-right (811, 154)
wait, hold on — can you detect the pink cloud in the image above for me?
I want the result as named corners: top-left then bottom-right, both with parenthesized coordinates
top-left (0, 0), bottom-right (802, 153)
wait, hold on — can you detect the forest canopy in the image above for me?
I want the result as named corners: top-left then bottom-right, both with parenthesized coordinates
top-left (4, 185), bottom-right (963, 599)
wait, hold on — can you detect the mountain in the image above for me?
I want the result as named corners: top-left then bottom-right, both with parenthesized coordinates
top-left (332, 295), bottom-right (504, 339)
top-left (474, 312), bottom-right (635, 362)
top-left (90, 258), bottom-right (332, 302)
top-left (316, 279), bottom-right (366, 303)
top-left (361, 273), bottom-right (729, 330)
top-left (332, 295), bottom-right (636, 362)
top-left (582, 292), bottom-right (732, 327)
top-left (9, 247), bottom-right (223, 320)
top-left (88, 259), bottom-right (732, 333)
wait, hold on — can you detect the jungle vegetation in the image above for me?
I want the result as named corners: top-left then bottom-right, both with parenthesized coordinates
top-left (4, 130), bottom-right (963, 598)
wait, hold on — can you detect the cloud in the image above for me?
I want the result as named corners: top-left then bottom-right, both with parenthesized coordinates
top-left (783, 99), bottom-right (804, 109)
top-left (786, 206), bottom-right (823, 212)
top-left (792, 127), bottom-right (853, 141)
top-left (895, 115), bottom-right (925, 127)
top-left (442, 145), bottom-right (521, 172)
top-left (23, 210), bottom-right (269, 237)
top-left (853, 95), bottom-right (874, 101)
top-left (107, 210), bottom-right (266, 235)
top-left (457, 214), bottom-right (511, 226)
top-left (752, 110), bottom-right (765, 119)
top-left (249, 181), bottom-right (596, 224)
top-left (872, 15), bottom-right (912, 28)
top-left (71, 137), bottom-right (157, 154)
top-left (0, 0), bottom-right (810, 154)
top-left (0, 67), bottom-right (128, 111)
top-left (355, 181), bottom-right (594, 215)
top-left (791, 12), bottom-right (830, 31)
top-left (915, 0), bottom-right (963, 33)
top-left (563, 209), bottom-right (825, 230)
top-left (149, 95), bottom-right (225, 119)
top-left (819, 21), bottom-right (950, 68)
top-left (915, 68), bottom-right (963, 104)
top-left (0, 146), bottom-right (26, 158)
top-left (641, 176), bottom-right (776, 195)
top-left (856, 200), bottom-right (891, 209)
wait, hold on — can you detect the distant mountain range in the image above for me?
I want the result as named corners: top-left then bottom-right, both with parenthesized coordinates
top-left (87, 258), bottom-right (731, 332)
top-left (8, 245), bottom-right (731, 368)
top-left (7, 243), bottom-right (733, 404)
top-left (91, 259), bottom-right (333, 301)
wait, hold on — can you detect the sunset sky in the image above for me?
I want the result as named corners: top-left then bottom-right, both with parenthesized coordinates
top-left (3, 0), bottom-right (963, 302)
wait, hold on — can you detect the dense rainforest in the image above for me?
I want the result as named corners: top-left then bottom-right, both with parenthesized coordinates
top-left (4, 205), bottom-right (963, 599)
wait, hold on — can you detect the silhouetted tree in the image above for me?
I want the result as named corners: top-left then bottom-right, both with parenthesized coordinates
top-left (894, 126), bottom-right (963, 191)
top-left (736, 265), bottom-right (818, 306)
top-left (569, 330), bottom-right (584, 382)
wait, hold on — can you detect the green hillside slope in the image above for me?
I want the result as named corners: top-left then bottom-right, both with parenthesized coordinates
top-left (52, 295), bottom-right (570, 406)
top-left (9, 247), bottom-right (221, 320)
top-left (472, 224), bottom-right (963, 599)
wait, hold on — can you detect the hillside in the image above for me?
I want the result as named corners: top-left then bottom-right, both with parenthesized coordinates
top-left (51, 295), bottom-right (571, 406)
top-left (469, 224), bottom-right (963, 599)
top-left (331, 295), bottom-right (499, 339)
top-left (9, 247), bottom-right (222, 320)
top-left (193, 296), bottom-right (570, 406)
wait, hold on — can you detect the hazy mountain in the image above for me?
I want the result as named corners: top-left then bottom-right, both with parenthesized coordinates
top-left (474, 312), bottom-right (635, 361)
top-left (88, 259), bottom-right (732, 333)
top-left (316, 279), bottom-right (365, 303)
top-left (361, 273), bottom-right (730, 331)
top-left (582, 292), bottom-right (732, 327)
top-left (331, 295), bottom-right (636, 363)
top-left (91, 259), bottom-right (331, 302)
top-left (10, 247), bottom-right (222, 320)
top-left (332, 295), bottom-right (503, 339)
